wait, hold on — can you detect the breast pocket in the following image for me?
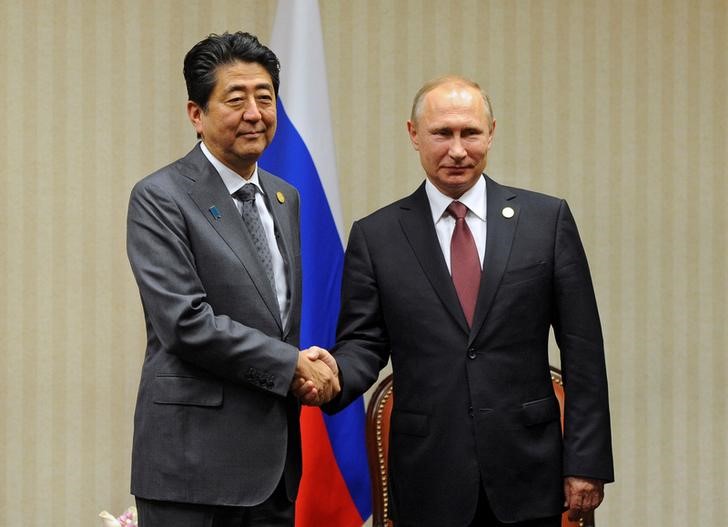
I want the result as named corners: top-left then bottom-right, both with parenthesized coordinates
top-left (152, 374), bottom-right (223, 407)
top-left (500, 261), bottom-right (548, 287)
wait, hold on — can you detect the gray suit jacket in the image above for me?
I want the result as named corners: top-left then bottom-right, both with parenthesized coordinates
top-left (126, 144), bottom-right (303, 506)
top-left (326, 176), bottom-right (613, 526)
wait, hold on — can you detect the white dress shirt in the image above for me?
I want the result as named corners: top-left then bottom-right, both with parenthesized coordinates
top-left (200, 142), bottom-right (291, 328)
top-left (425, 175), bottom-right (487, 273)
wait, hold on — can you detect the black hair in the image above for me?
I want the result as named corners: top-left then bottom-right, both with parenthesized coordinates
top-left (183, 31), bottom-right (280, 111)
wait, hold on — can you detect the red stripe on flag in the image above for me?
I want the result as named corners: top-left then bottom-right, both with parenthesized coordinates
top-left (295, 406), bottom-right (364, 526)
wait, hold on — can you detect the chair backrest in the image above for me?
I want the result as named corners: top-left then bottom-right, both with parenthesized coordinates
top-left (365, 366), bottom-right (595, 527)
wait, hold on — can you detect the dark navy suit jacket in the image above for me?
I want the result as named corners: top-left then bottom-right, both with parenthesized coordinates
top-left (327, 176), bottom-right (613, 526)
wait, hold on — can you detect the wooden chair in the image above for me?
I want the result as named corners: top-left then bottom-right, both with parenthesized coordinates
top-left (365, 366), bottom-right (595, 527)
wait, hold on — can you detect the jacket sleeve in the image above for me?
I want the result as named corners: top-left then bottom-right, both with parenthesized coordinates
top-left (552, 199), bottom-right (615, 482)
top-left (324, 220), bottom-right (391, 412)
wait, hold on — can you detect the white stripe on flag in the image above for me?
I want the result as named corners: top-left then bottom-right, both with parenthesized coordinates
top-left (269, 0), bottom-right (344, 245)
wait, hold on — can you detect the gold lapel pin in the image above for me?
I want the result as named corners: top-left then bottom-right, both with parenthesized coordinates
top-left (502, 206), bottom-right (515, 219)
top-left (276, 191), bottom-right (285, 204)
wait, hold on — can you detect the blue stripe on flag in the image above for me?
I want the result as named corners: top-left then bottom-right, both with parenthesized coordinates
top-left (260, 101), bottom-right (343, 348)
top-left (259, 100), bottom-right (372, 520)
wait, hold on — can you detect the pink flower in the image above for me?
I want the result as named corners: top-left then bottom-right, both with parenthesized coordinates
top-left (99, 506), bottom-right (137, 527)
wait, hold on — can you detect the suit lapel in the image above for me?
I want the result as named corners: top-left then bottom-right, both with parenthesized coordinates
top-left (258, 170), bottom-right (299, 338)
top-left (183, 146), bottom-right (283, 330)
top-left (398, 184), bottom-right (470, 334)
top-left (469, 176), bottom-right (518, 343)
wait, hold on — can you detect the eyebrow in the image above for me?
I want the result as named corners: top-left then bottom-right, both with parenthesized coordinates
top-left (224, 82), bottom-right (274, 95)
top-left (428, 125), bottom-right (484, 133)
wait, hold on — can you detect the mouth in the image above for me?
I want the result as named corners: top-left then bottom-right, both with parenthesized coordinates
top-left (238, 129), bottom-right (265, 138)
top-left (442, 165), bottom-right (472, 174)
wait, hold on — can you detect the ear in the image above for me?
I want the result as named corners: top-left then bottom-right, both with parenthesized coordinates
top-left (486, 119), bottom-right (496, 150)
top-left (407, 120), bottom-right (420, 151)
top-left (187, 101), bottom-right (205, 136)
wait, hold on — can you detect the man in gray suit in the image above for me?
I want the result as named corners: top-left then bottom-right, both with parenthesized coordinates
top-left (126, 32), bottom-right (338, 527)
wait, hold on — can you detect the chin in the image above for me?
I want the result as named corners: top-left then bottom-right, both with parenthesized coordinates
top-left (443, 175), bottom-right (475, 186)
top-left (235, 144), bottom-right (266, 157)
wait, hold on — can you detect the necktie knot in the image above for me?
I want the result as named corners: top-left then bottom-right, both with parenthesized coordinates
top-left (234, 183), bottom-right (257, 203)
top-left (447, 201), bottom-right (468, 220)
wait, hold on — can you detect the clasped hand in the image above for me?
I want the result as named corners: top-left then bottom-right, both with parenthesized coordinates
top-left (290, 346), bottom-right (340, 406)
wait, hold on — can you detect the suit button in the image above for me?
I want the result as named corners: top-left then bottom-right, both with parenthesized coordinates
top-left (467, 348), bottom-right (477, 359)
top-left (468, 406), bottom-right (474, 417)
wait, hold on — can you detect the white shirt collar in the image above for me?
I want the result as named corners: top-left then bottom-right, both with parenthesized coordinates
top-left (425, 174), bottom-right (487, 224)
top-left (199, 141), bottom-right (265, 196)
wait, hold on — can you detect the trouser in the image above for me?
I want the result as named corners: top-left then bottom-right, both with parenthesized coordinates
top-left (469, 485), bottom-right (561, 527)
top-left (135, 480), bottom-right (294, 527)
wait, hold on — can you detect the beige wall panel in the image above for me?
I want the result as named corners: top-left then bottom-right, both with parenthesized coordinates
top-left (1, 0), bottom-right (726, 525)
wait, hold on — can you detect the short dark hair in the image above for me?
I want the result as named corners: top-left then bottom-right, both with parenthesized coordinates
top-left (183, 31), bottom-right (280, 111)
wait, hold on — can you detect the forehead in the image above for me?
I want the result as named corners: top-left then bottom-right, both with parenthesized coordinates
top-left (420, 84), bottom-right (488, 124)
top-left (212, 61), bottom-right (273, 92)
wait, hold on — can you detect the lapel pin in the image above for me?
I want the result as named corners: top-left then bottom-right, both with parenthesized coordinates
top-left (209, 206), bottom-right (222, 220)
top-left (276, 191), bottom-right (285, 204)
top-left (502, 206), bottom-right (515, 219)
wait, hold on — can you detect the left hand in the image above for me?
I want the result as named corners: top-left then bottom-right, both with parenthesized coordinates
top-left (563, 476), bottom-right (605, 521)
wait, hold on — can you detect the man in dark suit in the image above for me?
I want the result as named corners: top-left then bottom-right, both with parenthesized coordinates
top-left (321, 76), bottom-right (614, 526)
top-left (126, 32), bottom-right (338, 527)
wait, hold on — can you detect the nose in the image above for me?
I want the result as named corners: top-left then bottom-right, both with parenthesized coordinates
top-left (449, 137), bottom-right (466, 161)
top-left (243, 100), bottom-right (262, 122)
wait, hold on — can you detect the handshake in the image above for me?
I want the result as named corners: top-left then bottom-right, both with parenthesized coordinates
top-left (290, 347), bottom-right (340, 406)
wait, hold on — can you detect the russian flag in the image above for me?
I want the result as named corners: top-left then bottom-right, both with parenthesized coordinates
top-left (259, 1), bottom-right (372, 525)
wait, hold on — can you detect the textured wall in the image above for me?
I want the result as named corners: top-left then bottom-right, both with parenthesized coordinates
top-left (1, 1), bottom-right (726, 525)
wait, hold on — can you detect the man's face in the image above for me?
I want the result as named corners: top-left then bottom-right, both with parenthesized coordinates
top-left (187, 61), bottom-right (277, 178)
top-left (407, 84), bottom-right (495, 199)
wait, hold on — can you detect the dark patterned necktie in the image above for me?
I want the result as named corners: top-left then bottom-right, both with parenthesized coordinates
top-left (447, 201), bottom-right (481, 326)
top-left (234, 183), bottom-right (276, 294)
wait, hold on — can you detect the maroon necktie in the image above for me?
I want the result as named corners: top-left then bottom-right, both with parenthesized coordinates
top-left (447, 201), bottom-right (481, 326)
